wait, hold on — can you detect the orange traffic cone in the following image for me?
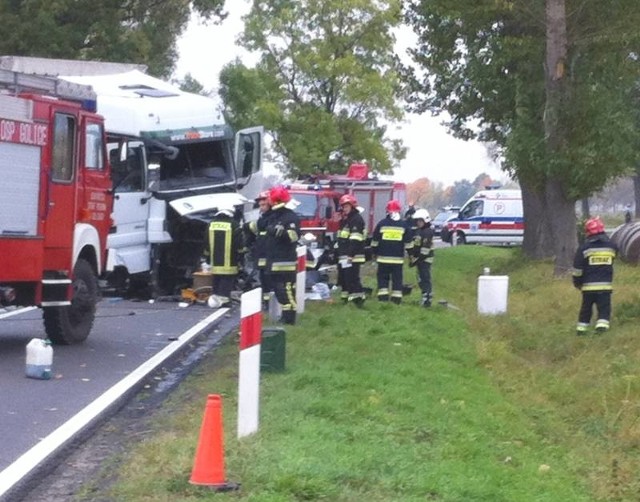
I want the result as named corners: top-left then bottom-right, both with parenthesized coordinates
top-left (189, 394), bottom-right (239, 491)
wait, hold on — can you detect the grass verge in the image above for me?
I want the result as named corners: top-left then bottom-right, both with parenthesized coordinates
top-left (99, 245), bottom-right (640, 501)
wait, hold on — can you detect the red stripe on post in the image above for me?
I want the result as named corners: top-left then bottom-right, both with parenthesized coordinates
top-left (240, 312), bottom-right (262, 350)
top-left (297, 254), bottom-right (306, 273)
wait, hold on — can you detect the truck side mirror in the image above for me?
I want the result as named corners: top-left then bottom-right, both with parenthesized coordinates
top-left (324, 207), bottom-right (332, 219)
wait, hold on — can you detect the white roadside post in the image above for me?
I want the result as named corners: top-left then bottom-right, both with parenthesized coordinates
top-left (237, 287), bottom-right (262, 438)
top-left (296, 245), bottom-right (306, 314)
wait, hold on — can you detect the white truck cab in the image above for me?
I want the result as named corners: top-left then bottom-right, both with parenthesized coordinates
top-left (444, 189), bottom-right (524, 246)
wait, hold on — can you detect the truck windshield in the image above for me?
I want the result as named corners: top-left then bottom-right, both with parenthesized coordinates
top-left (158, 139), bottom-right (234, 191)
top-left (292, 193), bottom-right (318, 218)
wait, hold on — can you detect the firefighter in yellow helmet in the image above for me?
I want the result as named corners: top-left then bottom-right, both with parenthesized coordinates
top-left (205, 204), bottom-right (244, 307)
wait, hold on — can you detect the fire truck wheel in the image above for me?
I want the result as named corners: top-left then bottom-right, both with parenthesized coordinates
top-left (43, 259), bottom-right (98, 345)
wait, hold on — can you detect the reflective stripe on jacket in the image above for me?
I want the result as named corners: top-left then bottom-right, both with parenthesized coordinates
top-left (572, 233), bottom-right (617, 291)
top-left (371, 216), bottom-right (413, 264)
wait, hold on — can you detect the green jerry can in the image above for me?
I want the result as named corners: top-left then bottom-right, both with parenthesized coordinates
top-left (261, 327), bottom-right (286, 373)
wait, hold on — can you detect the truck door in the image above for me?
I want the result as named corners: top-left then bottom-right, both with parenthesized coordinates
top-left (81, 119), bottom-right (113, 256)
top-left (234, 126), bottom-right (264, 200)
top-left (106, 139), bottom-right (151, 274)
top-left (44, 112), bottom-right (77, 253)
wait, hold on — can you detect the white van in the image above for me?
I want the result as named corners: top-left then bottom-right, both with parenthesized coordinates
top-left (443, 189), bottom-right (523, 245)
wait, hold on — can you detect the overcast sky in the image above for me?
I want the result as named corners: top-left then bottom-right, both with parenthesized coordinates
top-left (174, 2), bottom-right (504, 187)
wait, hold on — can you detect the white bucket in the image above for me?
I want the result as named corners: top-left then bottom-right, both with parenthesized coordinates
top-left (25, 338), bottom-right (53, 380)
top-left (477, 275), bottom-right (509, 315)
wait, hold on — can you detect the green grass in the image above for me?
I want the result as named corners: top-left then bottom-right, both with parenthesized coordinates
top-left (100, 246), bottom-right (640, 501)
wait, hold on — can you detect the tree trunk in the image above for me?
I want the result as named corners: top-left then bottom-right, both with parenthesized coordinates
top-left (521, 179), bottom-right (553, 259)
top-left (580, 198), bottom-right (590, 219)
top-left (544, 0), bottom-right (574, 275)
top-left (545, 178), bottom-right (577, 274)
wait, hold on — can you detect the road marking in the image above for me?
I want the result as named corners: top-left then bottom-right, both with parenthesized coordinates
top-left (0, 308), bottom-right (230, 499)
top-left (0, 307), bottom-right (37, 320)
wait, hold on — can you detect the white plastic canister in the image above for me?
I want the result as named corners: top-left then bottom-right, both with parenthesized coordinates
top-left (477, 275), bottom-right (509, 315)
top-left (25, 338), bottom-right (53, 380)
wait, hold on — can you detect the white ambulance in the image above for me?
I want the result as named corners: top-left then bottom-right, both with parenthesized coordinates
top-left (443, 189), bottom-right (524, 245)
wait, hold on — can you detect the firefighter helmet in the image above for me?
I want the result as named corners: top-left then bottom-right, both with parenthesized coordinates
top-left (339, 194), bottom-right (357, 207)
top-left (215, 207), bottom-right (235, 218)
top-left (255, 190), bottom-right (270, 201)
top-left (585, 217), bottom-right (605, 236)
top-left (386, 199), bottom-right (402, 213)
top-left (412, 208), bottom-right (431, 223)
top-left (269, 185), bottom-right (291, 204)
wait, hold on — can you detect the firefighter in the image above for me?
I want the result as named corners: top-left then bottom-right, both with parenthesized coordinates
top-left (205, 205), bottom-right (244, 307)
top-left (409, 209), bottom-right (434, 307)
top-left (265, 186), bottom-right (301, 324)
top-left (572, 217), bottom-right (618, 335)
top-left (371, 200), bottom-right (413, 304)
top-left (246, 191), bottom-right (273, 308)
top-left (336, 194), bottom-right (366, 307)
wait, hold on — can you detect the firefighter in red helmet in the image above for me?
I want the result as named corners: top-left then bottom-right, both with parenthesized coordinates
top-left (264, 185), bottom-right (300, 324)
top-left (371, 199), bottom-right (413, 303)
top-left (572, 217), bottom-right (618, 335)
top-left (336, 193), bottom-right (366, 306)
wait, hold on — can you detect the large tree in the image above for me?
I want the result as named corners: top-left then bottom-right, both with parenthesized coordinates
top-left (405, 0), bottom-right (640, 273)
top-left (219, 0), bottom-right (405, 176)
top-left (0, 0), bottom-right (226, 77)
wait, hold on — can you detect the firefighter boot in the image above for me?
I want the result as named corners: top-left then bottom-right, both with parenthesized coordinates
top-left (353, 297), bottom-right (365, 309)
top-left (421, 293), bottom-right (432, 308)
top-left (282, 310), bottom-right (296, 325)
top-left (390, 296), bottom-right (402, 305)
top-left (595, 319), bottom-right (610, 334)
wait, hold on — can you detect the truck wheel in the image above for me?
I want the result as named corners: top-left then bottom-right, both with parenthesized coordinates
top-left (43, 259), bottom-right (98, 345)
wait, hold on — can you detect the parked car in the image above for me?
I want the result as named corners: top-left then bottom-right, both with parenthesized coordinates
top-left (432, 206), bottom-right (460, 239)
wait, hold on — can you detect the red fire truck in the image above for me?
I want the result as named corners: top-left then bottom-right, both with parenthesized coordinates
top-left (0, 70), bottom-right (113, 344)
top-left (288, 163), bottom-right (407, 246)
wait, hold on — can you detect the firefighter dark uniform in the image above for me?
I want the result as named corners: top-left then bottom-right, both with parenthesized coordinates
top-left (206, 209), bottom-right (243, 305)
top-left (247, 206), bottom-right (273, 307)
top-left (572, 217), bottom-right (617, 335)
top-left (410, 209), bottom-right (434, 307)
top-left (337, 196), bottom-right (366, 306)
top-left (371, 201), bottom-right (413, 304)
top-left (265, 187), bottom-right (301, 324)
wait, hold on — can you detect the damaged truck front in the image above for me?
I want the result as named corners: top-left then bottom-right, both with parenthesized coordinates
top-left (0, 57), bottom-right (264, 296)
top-left (90, 69), bottom-right (263, 296)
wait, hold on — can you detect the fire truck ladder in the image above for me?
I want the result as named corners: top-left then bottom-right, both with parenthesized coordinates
top-left (0, 68), bottom-right (96, 102)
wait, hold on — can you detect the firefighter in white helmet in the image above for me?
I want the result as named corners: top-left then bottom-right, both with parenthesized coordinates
top-left (204, 204), bottom-right (243, 306)
top-left (410, 208), bottom-right (435, 307)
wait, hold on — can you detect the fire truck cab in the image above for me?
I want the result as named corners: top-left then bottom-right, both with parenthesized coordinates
top-left (0, 70), bottom-right (112, 344)
top-left (288, 163), bottom-right (406, 248)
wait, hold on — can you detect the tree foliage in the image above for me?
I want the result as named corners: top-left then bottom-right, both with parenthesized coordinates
top-left (0, 0), bottom-right (226, 77)
top-left (219, 0), bottom-right (406, 176)
top-left (404, 0), bottom-right (640, 270)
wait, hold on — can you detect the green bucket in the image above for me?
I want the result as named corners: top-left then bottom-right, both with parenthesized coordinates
top-left (260, 327), bottom-right (286, 373)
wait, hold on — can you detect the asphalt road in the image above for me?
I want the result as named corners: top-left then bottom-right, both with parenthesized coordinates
top-left (0, 298), bottom-right (235, 500)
